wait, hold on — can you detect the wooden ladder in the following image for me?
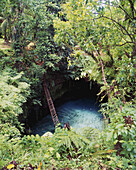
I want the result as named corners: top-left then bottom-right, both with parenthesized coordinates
top-left (43, 75), bottom-right (59, 126)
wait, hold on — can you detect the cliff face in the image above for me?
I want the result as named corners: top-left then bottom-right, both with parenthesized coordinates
top-left (46, 73), bottom-right (69, 101)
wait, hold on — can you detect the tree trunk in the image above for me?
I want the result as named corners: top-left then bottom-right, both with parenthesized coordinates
top-left (4, 28), bottom-right (8, 43)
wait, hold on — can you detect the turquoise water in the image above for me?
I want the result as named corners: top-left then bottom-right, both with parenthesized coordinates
top-left (32, 98), bottom-right (104, 135)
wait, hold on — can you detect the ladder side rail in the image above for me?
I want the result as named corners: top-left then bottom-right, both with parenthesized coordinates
top-left (43, 77), bottom-right (59, 126)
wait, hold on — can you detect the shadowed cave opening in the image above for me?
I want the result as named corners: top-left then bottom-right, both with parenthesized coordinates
top-left (31, 79), bottom-right (105, 136)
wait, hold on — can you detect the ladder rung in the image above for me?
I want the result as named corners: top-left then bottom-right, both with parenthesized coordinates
top-left (52, 115), bottom-right (57, 119)
top-left (48, 101), bottom-right (53, 104)
top-left (50, 109), bottom-right (55, 112)
top-left (50, 105), bottom-right (54, 108)
top-left (49, 105), bottom-right (54, 108)
top-left (43, 77), bottom-right (59, 126)
top-left (52, 114), bottom-right (56, 117)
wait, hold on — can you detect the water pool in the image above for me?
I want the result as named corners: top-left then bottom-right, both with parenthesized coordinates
top-left (32, 98), bottom-right (104, 135)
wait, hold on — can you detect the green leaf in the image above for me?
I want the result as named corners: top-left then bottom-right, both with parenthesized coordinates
top-left (116, 124), bottom-right (124, 129)
top-left (56, 152), bottom-right (61, 160)
top-left (106, 130), bottom-right (113, 141)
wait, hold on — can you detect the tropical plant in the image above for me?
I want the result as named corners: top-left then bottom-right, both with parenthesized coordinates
top-left (0, 0), bottom-right (136, 169)
top-left (0, 68), bottom-right (30, 137)
top-left (54, 0), bottom-right (136, 100)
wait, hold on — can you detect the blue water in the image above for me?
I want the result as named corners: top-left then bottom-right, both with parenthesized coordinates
top-left (32, 98), bottom-right (104, 136)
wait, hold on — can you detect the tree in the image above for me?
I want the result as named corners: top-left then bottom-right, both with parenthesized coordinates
top-left (0, 0), bottom-right (69, 113)
top-left (53, 0), bottom-right (136, 163)
top-left (0, 0), bottom-right (12, 42)
top-left (54, 0), bottom-right (136, 102)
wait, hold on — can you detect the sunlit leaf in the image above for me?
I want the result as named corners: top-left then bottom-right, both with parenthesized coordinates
top-left (7, 164), bottom-right (14, 169)
top-left (56, 152), bottom-right (61, 160)
top-left (37, 162), bottom-right (42, 170)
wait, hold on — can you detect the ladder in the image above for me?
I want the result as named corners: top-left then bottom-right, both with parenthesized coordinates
top-left (43, 75), bottom-right (59, 126)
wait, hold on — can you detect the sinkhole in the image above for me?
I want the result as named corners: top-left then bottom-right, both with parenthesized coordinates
top-left (32, 79), bottom-right (104, 136)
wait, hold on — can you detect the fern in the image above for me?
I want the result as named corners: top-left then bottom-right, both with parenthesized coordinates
top-left (54, 128), bottom-right (90, 149)
top-left (0, 69), bottom-right (30, 137)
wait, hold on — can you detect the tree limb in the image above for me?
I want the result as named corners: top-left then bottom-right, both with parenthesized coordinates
top-left (128, 0), bottom-right (136, 18)
top-left (100, 59), bottom-right (111, 100)
top-left (84, 50), bottom-right (98, 63)
top-left (118, 5), bottom-right (133, 20)
top-left (101, 15), bottom-right (134, 42)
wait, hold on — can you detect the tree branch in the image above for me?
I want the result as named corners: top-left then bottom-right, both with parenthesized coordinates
top-left (128, 0), bottom-right (136, 18)
top-left (101, 15), bottom-right (134, 42)
top-left (100, 59), bottom-right (111, 100)
top-left (115, 41), bottom-right (134, 46)
top-left (118, 5), bottom-right (133, 20)
top-left (84, 50), bottom-right (98, 63)
top-left (100, 59), bottom-right (107, 85)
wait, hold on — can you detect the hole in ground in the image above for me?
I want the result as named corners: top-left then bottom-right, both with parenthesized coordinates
top-left (31, 79), bottom-right (105, 136)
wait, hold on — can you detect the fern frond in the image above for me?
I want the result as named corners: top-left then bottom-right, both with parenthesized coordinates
top-left (55, 128), bottom-right (90, 150)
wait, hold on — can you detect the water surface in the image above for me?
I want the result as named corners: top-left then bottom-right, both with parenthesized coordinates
top-left (32, 98), bottom-right (103, 135)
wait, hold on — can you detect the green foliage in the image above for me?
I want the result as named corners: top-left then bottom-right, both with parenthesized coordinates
top-left (0, 127), bottom-right (90, 169)
top-left (0, 0), bottom-right (70, 109)
top-left (100, 101), bottom-right (136, 158)
top-left (79, 127), bottom-right (100, 141)
top-left (54, 0), bottom-right (136, 96)
top-left (0, 0), bottom-right (136, 169)
top-left (1, 125), bottom-right (136, 169)
top-left (0, 135), bottom-right (26, 168)
top-left (0, 0), bottom-right (70, 121)
top-left (0, 69), bottom-right (30, 137)
top-left (52, 0), bottom-right (136, 168)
